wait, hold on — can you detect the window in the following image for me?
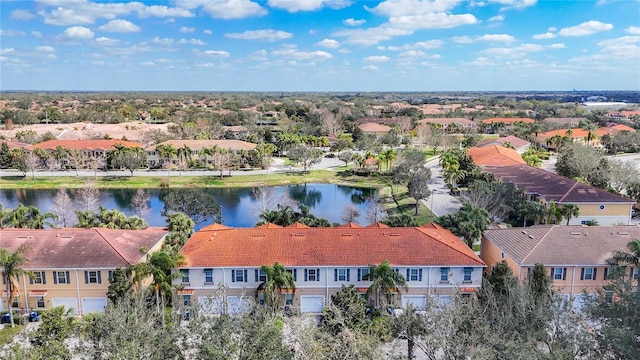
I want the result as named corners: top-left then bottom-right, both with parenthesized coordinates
top-left (36, 296), bottom-right (45, 308)
top-left (335, 268), bottom-right (350, 282)
top-left (180, 269), bottom-right (190, 284)
top-left (204, 269), bottom-right (214, 284)
top-left (54, 271), bottom-right (70, 284)
top-left (285, 293), bottom-right (294, 305)
top-left (358, 268), bottom-right (370, 281)
top-left (12, 295), bottom-right (18, 308)
top-left (551, 267), bottom-right (566, 281)
top-left (604, 290), bottom-right (614, 304)
top-left (286, 269), bottom-right (297, 281)
top-left (232, 269), bottom-right (247, 283)
top-left (305, 268), bottom-right (320, 282)
top-left (30, 271), bottom-right (46, 285)
top-left (440, 267), bottom-right (449, 282)
top-left (256, 270), bottom-right (267, 282)
top-left (182, 294), bottom-right (191, 306)
top-left (581, 267), bottom-right (597, 281)
top-left (463, 267), bottom-right (473, 283)
top-left (632, 268), bottom-right (639, 280)
top-left (85, 271), bottom-right (100, 284)
top-left (257, 293), bottom-right (265, 305)
top-left (406, 269), bottom-right (422, 282)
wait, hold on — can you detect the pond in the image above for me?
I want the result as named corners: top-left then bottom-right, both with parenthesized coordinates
top-left (0, 184), bottom-right (378, 228)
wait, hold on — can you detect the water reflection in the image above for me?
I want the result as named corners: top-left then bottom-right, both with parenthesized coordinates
top-left (0, 184), bottom-right (377, 229)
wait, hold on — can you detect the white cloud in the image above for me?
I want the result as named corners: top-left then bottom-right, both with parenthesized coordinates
top-left (532, 32), bottom-right (556, 39)
top-left (364, 55), bottom-right (390, 63)
top-left (225, 29), bottom-right (292, 41)
top-left (179, 38), bottom-right (207, 45)
top-left (0, 30), bottom-right (26, 36)
top-left (180, 26), bottom-right (195, 33)
top-left (271, 46), bottom-right (333, 61)
top-left (483, 43), bottom-right (543, 58)
top-left (32, 31), bottom-right (43, 38)
top-left (181, 0), bottom-right (267, 19)
top-left (98, 19), bottom-right (141, 32)
top-left (452, 36), bottom-right (473, 44)
top-left (488, 14), bottom-right (504, 22)
top-left (549, 43), bottom-right (565, 49)
top-left (344, 18), bottom-right (366, 26)
top-left (35, 46), bottom-right (56, 52)
top-left (558, 20), bottom-right (613, 37)
top-left (466, 57), bottom-right (494, 66)
top-left (137, 5), bottom-right (193, 18)
top-left (95, 37), bottom-right (120, 46)
top-left (335, 0), bottom-right (477, 45)
top-left (151, 37), bottom-right (174, 46)
top-left (267, 0), bottom-right (351, 12)
top-left (62, 26), bottom-right (95, 39)
top-left (478, 34), bottom-right (516, 42)
top-left (11, 9), bottom-right (35, 20)
top-left (316, 39), bottom-right (340, 48)
top-left (204, 29), bottom-right (213, 35)
top-left (140, 61), bottom-right (155, 66)
top-left (0, 48), bottom-right (15, 55)
top-left (203, 50), bottom-right (231, 58)
top-left (596, 36), bottom-right (640, 58)
top-left (626, 26), bottom-right (640, 35)
top-left (362, 64), bottom-right (379, 70)
top-left (486, 0), bottom-right (537, 9)
top-left (248, 49), bottom-right (269, 61)
top-left (197, 62), bottom-right (216, 68)
top-left (380, 40), bottom-right (442, 50)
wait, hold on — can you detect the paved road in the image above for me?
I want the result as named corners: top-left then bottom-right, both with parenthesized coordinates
top-left (423, 157), bottom-right (463, 217)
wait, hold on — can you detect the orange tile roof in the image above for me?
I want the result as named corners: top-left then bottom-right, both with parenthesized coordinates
top-left (358, 122), bottom-right (391, 132)
top-left (481, 117), bottom-right (534, 124)
top-left (180, 224), bottom-right (485, 268)
top-left (148, 139), bottom-right (257, 151)
top-left (0, 228), bottom-right (167, 268)
top-left (30, 139), bottom-right (143, 151)
top-left (536, 128), bottom-right (592, 140)
top-left (476, 135), bottom-right (530, 149)
top-left (467, 145), bottom-right (526, 166)
top-left (417, 118), bottom-right (475, 125)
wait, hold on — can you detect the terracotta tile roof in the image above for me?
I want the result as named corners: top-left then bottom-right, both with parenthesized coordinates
top-left (536, 128), bottom-right (591, 140)
top-left (467, 145), bottom-right (526, 166)
top-left (148, 139), bottom-right (257, 151)
top-left (180, 224), bottom-right (485, 268)
top-left (358, 122), bottom-right (391, 132)
top-left (476, 135), bottom-right (530, 150)
top-left (600, 124), bottom-right (636, 136)
top-left (417, 118), bottom-right (475, 125)
top-left (481, 117), bottom-right (535, 125)
top-left (366, 223), bottom-right (390, 228)
top-left (338, 222), bottom-right (362, 228)
top-left (484, 225), bottom-right (640, 266)
top-left (0, 228), bottom-right (167, 269)
top-left (484, 164), bottom-right (634, 204)
top-left (30, 139), bottom-right (143, 151)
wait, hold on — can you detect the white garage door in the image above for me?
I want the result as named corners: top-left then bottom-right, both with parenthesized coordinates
top-left (227, 296), bottom-right (251, 314)
top-left (572, 295), bottom-right (595, 312)
top-left (198, 296), bottom-right (224, 314)
top-left (402, 295), bottom-right (427, 309)
top-left (82, 298), bottom-right (107, 314)
top-left (300, 296), bottom-right (325, 313)
top-left (438, 295), bottom-right (452, 307)
top-left (52, 298), bottom-right (78, 315)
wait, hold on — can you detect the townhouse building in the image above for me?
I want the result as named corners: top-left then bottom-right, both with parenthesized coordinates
top-left (417, 118), bottom-right (477, 133)
top-left (481, 225), bottom-right (640, 309)
top-left (176, 223), bottom-right (485, 314)
top-left (0, 227), bottom-right (167, 315)
top-left (29, 139), bottom-right (143, 167)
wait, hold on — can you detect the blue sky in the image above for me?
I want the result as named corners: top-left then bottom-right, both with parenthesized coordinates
top-left (1, 0), bottom-right (638, 91)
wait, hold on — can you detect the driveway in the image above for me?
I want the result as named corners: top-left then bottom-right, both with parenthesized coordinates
top-left (424, 157), bottom-right (462, 217)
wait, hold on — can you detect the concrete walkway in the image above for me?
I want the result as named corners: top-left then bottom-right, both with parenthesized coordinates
top-left (423, 157), bottom-right (463, 217)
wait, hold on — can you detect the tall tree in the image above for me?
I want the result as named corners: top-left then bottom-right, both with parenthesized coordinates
top-left (164, 212), bottom-right (195, 249)
top-left (287, 144), bottom-right (323, 172)
top-left (4, 204), bottom-right (57, 229)
top-left (609, 239), bottom-right (640, 290)
top-left (0, 245), bottom-right (32, 327)
top-left (363, 260), bottom-right (408, 309)
top-left (406, 168), bottom-right (431, 215)
top-left (257, 262), bottom-right (296, 313)
top-left (161, 189), bottom-right (222, 226)
top-left (51, 188), bottom-right (76, 227)
top-left (560, 203), bottom-right (580, 225)
top-left (436, 202), bottom-right (490, 247)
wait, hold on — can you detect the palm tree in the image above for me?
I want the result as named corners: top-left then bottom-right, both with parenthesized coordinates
top-left (363, 260), bottom-right (408, 309)
top-left (5, 204), bottom-right (57, 229)
top-left (560, 203), bottom-right (580, 225)
top-left (0, 245), bottom-right (32, 327)
top-left (379, 148), bottom-right (396, 172)
top-left (609, 239), bottom-right (640, 290)
top-left (581, 122), bottom-right (598, 146)
top-left (155, 144), bottom-right (177, 175)
top-left (518, 200), bottom-right (547, 227)
top-left (546, 201), bottom-right (563, 224)
top-left (257, 262), bottom-right (296, 313)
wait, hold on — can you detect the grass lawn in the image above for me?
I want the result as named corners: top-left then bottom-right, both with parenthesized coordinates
top-left (0, 324), bottom-right (24, 347)
top-left (386, 184), bottom-right (437, 225)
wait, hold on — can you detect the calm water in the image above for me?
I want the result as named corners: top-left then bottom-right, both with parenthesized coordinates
top-left (0, 184), bottom-right (377, 228)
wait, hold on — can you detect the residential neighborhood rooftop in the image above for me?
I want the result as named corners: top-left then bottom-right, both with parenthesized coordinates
top-left (467, 145), bottom-right (526, 167)
top-left (147, 139), bottom-right (258, 151)
top-left (30, 139), bottom-right (143, 151)
top-left (481, 117), bottom-right (535, 124)
top-left (180, 223), bottom-right (485, 268)
top-left (483, 225), bottom-right (640, 266)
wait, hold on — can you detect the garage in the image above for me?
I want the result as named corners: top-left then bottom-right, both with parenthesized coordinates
top-left (82, 298), bottom-right (107, 314)
top-left (402, 295), bottom-right (427, 309)
top-left (198, 296), bottom-right (224, 314)
top-left (300, 296), bottom-right (325, 313)
top-left (226, 296), bottom-right (250, 314)
top-left (51, 298), bottom-right (78, 315)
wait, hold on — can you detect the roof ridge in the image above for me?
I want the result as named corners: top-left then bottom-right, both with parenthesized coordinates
top-left (94, 228), bottom-right (134, 265)
top-left (558, 181), bottom-right (580, 202)
top-left (520, 226), bottom-right (553, 264)
top-left (414, 227), bottom-right (485, 266)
